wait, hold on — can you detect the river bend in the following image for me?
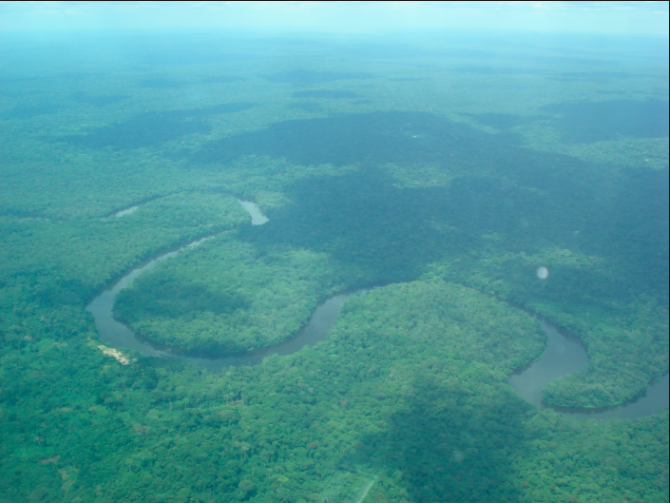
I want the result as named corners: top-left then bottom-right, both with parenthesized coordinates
top-left (86, 199), bottom-right (669, 420)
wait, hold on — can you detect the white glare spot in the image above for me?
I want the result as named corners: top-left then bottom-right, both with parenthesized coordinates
top-left (536, 267), bottom-right (549, 280)
top-left (451, 449), bottom-right (464, 463)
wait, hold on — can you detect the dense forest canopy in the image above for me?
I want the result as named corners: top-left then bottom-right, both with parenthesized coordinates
top-left (0, 30), bottom-right (668, 503)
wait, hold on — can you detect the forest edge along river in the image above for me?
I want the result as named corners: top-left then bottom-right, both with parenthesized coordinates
top-left (86, 198), bottom-right (669, 420)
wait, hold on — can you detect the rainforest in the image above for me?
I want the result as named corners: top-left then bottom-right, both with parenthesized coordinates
top-left (0, 28), bottom-right (668, 503)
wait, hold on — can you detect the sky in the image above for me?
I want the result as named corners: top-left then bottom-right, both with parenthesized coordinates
top-left (0, 1), bottom-right (668, 38)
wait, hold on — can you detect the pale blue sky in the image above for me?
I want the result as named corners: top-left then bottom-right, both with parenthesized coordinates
top-left (0, 1), bottom-right (668, 37)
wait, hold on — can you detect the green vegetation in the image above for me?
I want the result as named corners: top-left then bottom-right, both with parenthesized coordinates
top-left (0, 32), bottom-right (667, 502)
top-left (2, 280), bottom-right (667, 502)
top-left (115, 232), bottom-right (357, 352)
top-left (0, 193), bottom-right (249, 306)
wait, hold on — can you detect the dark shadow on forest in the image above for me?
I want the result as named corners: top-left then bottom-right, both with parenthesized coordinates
top-left (287, 102), bottom-right (324, 113)
top-left (136, 51), bottom-right (255, 66)
top-left (71, 92), bottom-right (128, 107)
top-left (465, 112), bottom-right (548, 129)
top-left (193, 109), bottom-right (666, 295)
top-left (58, 71), bottom-right (103, 80)
top-left (465, 103), bottom-right (667, 141)
top-left (540, 99), bottom-right (669, 143)
top-left (351, 375), bottom-right (530, 503)
top-left (189, 111), bottom-right (482, 167)
top-left (137, 77), bottom-right (190, 89)
top-left (606, 166), bottom-right (669, 299)
top-left (237, 168), bottom-right (569, 284)
top-left (290, 90), bottom-right (360, 99)
top-left (29, 275), bottom-right (91, 308)
top-left (238, 169), bottom-right (473, 282)
top-left (387, 77), bottom-right (429, 82)
top-left (238, 166), bottom-right (666, 303)
top-left (197, 75), bottom-right (248, 84)
top-left (2, 104), bottom-right (61, 120)
top-left (262, 70), bottom-right (378, 85)
top-left (115, 274), bottom-right (250, 320)
top-left (546, 71), bottom-right (637, 83)
top-left (451, 66), bottom-right (545, 76)
top-left (59, 112), bottom-right (210, 149)
top-left (57, 102), bottom-right (254, 150)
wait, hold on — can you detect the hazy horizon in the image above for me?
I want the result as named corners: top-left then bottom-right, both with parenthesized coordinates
top-left (1, 1), bottom-right (668, 38)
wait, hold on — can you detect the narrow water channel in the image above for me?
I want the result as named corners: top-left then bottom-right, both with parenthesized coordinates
top-left (509, 317), bottom-right (669, 419)
top-left (86, 199), bottom-right (668, 420)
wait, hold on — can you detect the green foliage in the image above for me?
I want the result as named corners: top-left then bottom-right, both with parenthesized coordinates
top-left (0, 32), bottom-right (667, 503)
top-left (428, 244), bottom-right (669, 407)
top-left (335, 281), bottom-right (545, 372)
top-left (0, 193), bottom-right (248, 307)
top-left (115, 232), bottom-right (356, 352)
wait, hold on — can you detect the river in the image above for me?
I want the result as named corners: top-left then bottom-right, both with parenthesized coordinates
top-left (86, 198), bottom-right (668, 420)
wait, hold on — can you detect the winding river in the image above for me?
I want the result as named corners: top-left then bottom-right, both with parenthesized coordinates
top-left (86, 199), bottom-right (668, 420)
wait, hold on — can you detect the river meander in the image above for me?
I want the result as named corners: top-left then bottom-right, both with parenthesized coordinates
top-left (86, 199), bottom-right (668, 420)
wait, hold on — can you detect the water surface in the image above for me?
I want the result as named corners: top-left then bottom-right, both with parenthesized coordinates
top-left (86, 200), bottom-right (668, 419)
top-left (509, 317), bottom-right (669, 419)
